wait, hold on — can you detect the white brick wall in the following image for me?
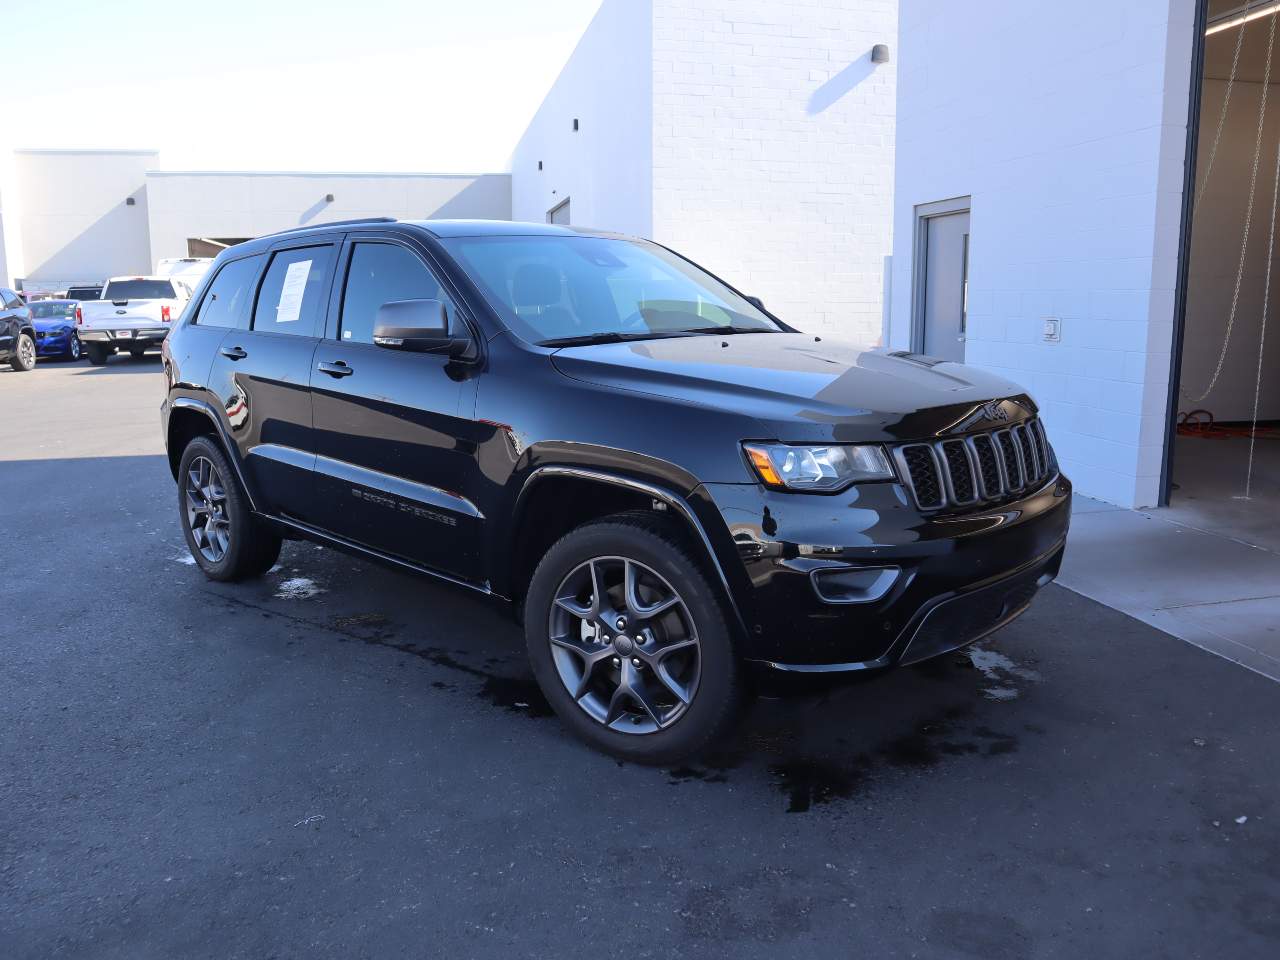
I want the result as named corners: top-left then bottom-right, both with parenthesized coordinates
top-left (890, 0), bottom-right (1195, 508)
top-left (651, 0), bottom-right (897, 343)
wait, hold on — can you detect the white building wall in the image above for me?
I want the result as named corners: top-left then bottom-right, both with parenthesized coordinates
top-left (145, 171), bottom-right (511, 266)
top-left (510, 0), bottom-right (654, 235)
top-left (14, 149), bottom-right (156, 287)
top-left (651, 0), bottom-right (897, 343)
top-left (890, 0), bottom-right (1196, 508)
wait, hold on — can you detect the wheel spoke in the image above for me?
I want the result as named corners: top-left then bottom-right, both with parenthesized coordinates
top-left (619, 660), bottom-right (664, 727)
top-left (624, 559), bottom-right (680, 620)
top-left (652, 662), bottom-right (694, 705)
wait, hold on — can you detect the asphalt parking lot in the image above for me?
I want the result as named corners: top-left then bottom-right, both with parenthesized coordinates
top-left (2, 357), bottom-right (1278, 959)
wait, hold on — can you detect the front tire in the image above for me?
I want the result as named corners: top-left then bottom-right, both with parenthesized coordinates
top-left (65, 335), bottom-right (81, 362)
top-left (524, 513), bottom-right (743, 764)
top-left (177, 436), bottom-right (282, 581)
top-left (9, 333), bottom-right (36, 371)
top-left (85, 343), bottom-right (110, 366)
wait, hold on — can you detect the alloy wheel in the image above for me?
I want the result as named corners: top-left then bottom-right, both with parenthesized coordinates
top-left (185, 456), bottom-right (231, 562)
top-left (547, 556), bottom-right (701, 734)
top-left (68, 336), bottom-right (80, 360)
top-left (18, 336), bottom-right (35, 368)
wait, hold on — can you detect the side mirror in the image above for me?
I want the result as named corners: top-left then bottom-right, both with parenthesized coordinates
top-left (745, 295), bottom-right (766, 312)
top-left (372, 299), bottom-right (473, 358)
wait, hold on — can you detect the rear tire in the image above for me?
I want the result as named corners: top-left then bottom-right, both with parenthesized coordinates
top-left (524, 512), bottom-right (743, 764)
top-left (85, 344), bottom-right (110, 366)
top-left (9, 333), bottom-right (36, 371)
top-left (177, 435), bottom-right (282, 582)
top-left (128, 346), bottom-right (147, 359)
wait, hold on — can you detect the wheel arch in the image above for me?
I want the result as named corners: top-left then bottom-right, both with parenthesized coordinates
top-left (166, 398), bottom-right (259, 513)
top-left (505, 466), bottom-right (750, 641)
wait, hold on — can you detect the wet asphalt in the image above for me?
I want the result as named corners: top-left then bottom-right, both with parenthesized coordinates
top-left (2, 359), bottom-right (1278, 959)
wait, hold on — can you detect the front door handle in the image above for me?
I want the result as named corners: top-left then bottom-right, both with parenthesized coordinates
top-left (220, 345), bottom-right (248, 360)
top-left (318, 360), bottom-right (354, 378)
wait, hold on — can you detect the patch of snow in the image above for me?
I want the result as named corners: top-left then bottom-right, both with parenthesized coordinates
top-left (968, 646), bottom-right (1041, 682)
top-left (275, 577), bottom-right (326, 600)
top-left (171, 553), bottom-right (197, 566)
top-left (1235, 815), bottom-right (1248, 825)
top-left (982, 686), bottom-right (1019, 701)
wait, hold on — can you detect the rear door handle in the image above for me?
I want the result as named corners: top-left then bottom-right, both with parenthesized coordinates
top-left (317, 360), bottom-right (354, 378)
top-left (220, 345), bottom-right (248, 360)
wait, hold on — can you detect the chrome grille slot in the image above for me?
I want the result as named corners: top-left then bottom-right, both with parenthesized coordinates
top-left (898, 445), bottom-right (944, 509)
top-left (996, 429), bottom-right (1023, 490)
top-left (895, 415), bottom-right (1057, 512)
top-left (969, 434), bottom-right (1003, 499)
top-left (1014, 424), bottom-right (1039, 483)
top-left (938, 439), bottom-right (977, 504)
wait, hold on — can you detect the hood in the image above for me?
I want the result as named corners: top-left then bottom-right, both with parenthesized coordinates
top-left (550, 333), bottom-right (1035, 442)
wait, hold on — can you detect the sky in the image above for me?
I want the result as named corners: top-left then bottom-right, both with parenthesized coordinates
top-left (4, 0), bottom-right (603, 172)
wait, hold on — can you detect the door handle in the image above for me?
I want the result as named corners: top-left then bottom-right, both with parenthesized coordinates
top-left (220, 345), bottom-right (248, 360)
top-left (318, 360), bottom-right (354, 378)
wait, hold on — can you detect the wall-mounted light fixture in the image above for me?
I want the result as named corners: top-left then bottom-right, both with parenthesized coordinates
top-left (325, 193), bottom-right (335, 202)
top-left (538, 161), bottom-right (543, 170)
top-left (871, 44), bottom-right (890, 64)
top-left (573, 118), bottom-right (579, 131)
top-left (125, 196), bottom-right (136, 206)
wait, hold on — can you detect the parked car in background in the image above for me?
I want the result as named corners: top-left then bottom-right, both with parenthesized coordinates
top-left (77, 276), bottom-right (193, 365)
top-left (161, 218), bottom-right (1071, 763)
top-left (65, 284), bottom-right (104, 301)
top-left (30, 299), bottom-right (82, 361)
top-left (1, 287), bottom-right (37, 372)
top-left (157, 257), bottom-right (214, 290)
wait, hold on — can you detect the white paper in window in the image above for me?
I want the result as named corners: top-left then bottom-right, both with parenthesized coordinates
top-left (275, 259), bottom-right (312, 323)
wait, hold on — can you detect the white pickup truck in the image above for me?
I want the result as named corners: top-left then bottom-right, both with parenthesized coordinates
top-left (76, 276), bottom-right (194, 365)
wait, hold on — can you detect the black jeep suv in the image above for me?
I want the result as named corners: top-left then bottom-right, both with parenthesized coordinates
top-left (162, 219), bottom-right (1071, 762)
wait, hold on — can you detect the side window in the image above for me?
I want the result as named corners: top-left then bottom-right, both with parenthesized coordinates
top-left (252, 244), bottom-right (335, 337)
top-left (2, 289), bottom-right (21, 309)
top-left (339, 242), bottom-right (454, 345)
top-left (194, 256), bottom-right (263, 329)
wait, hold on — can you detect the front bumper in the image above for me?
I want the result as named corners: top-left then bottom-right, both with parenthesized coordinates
top-left (35, 330), bottom-right (74, 355)
top-left (79, 328), bottom-right (168, 347)
top-left (703, 471), bottom-right (1072, 677)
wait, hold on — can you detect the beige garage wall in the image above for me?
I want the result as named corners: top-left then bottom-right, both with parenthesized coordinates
top-left (145, 171), bottom-right (512, 266)
top-left (1183, 77), bottom-right (1280, 422)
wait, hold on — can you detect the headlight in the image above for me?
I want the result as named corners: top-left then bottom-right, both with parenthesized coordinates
top-left (743, 442), bottom-right (895, 492)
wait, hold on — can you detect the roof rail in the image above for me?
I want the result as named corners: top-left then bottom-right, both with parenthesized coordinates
top-left (258, 216), bottom-right (398, 239)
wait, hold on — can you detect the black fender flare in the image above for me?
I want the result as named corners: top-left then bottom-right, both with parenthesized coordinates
top-left (168, 396), bottom-right (259, 513)
top-left (512, 465), bottom-right (750, 640)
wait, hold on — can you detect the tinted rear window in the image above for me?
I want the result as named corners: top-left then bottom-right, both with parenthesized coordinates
top-left (31, 301), bottom-right (76, 319)
top-left (104, 280), bottom-right (176, 300)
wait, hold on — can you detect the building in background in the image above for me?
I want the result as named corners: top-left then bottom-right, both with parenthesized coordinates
top-left (2, 149), bottom-right (511, 296)
top-left (511, 0), bottom-right (897, 344)
top-left (3, 1), bottom-right (1272, 522)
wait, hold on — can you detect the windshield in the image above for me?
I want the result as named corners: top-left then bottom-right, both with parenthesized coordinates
top-left (31, 301), bottom-right (75, 319)
top-left (104, 279), bottom-right (176, 301)
top-left (441, 235), bottom-right (782, 345)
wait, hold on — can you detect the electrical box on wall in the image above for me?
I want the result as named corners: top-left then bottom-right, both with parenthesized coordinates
top-left (1042, 318), bottom-right (1061, 343)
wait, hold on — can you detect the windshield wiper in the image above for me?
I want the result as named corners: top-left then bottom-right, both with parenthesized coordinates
top-left (679, 325), bottom-right (776, 336)
top-left (540, 331), bottom-right (683, 348)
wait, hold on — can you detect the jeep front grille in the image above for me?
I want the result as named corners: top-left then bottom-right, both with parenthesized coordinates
top-left (893, 417), bottom-right (1057, 512)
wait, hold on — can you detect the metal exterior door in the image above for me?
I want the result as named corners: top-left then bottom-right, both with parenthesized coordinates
top-left (922, 211), bottom-right (970, 363)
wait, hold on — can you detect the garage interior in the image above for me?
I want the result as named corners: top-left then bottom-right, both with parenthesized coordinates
top-left (1174, 0), bottom-right (1280, 553)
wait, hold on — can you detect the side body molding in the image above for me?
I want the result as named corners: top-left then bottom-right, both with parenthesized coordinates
top-left (514, 466), bottom-right (750, 640)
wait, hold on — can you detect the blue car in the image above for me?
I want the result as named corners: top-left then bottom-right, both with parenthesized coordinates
top-left (29, 299), bottom-right (82, 361)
